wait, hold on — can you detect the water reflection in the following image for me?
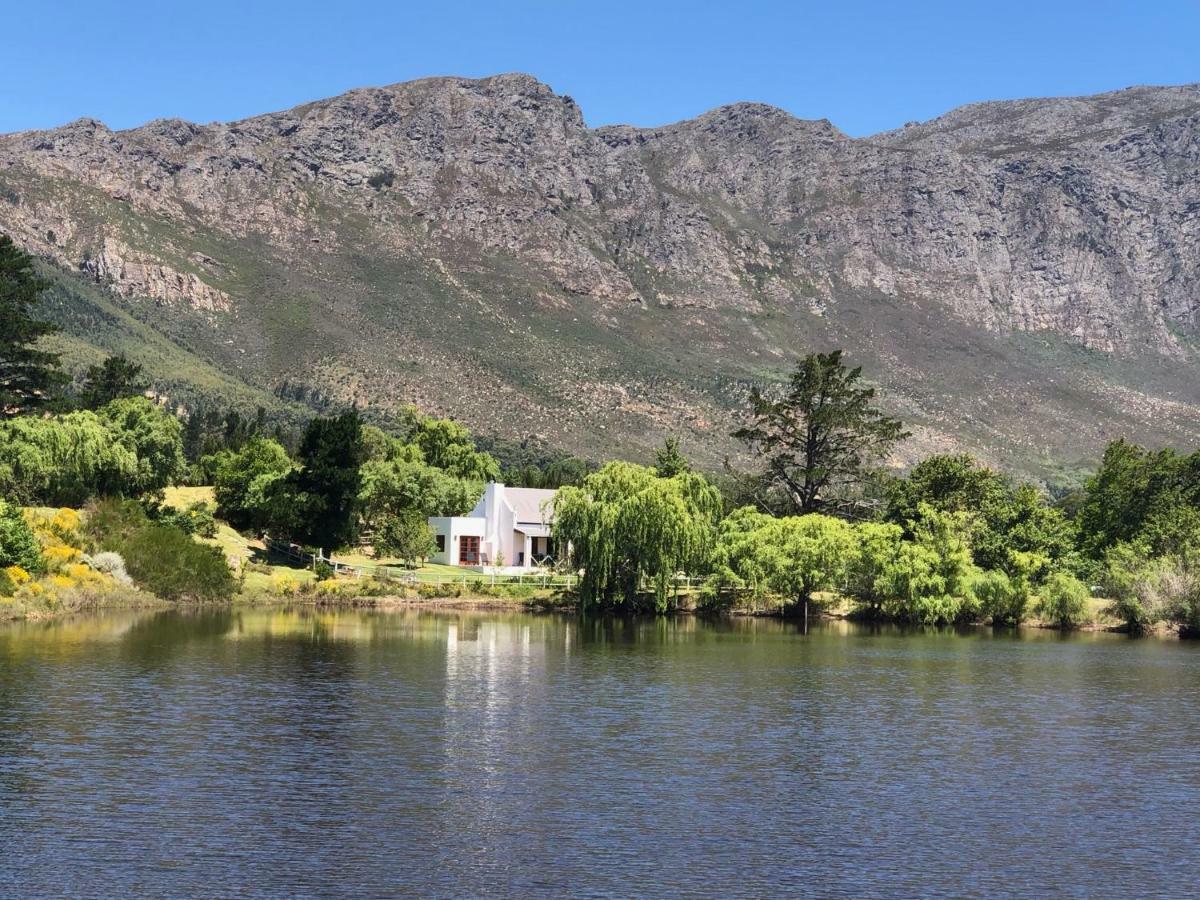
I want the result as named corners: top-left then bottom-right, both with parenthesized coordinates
top-left (0, 608), bottom-right (1197, 896)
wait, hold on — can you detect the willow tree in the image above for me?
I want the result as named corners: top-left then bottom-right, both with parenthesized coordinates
top-left (711, 509), bottom-right (859, 616)
top-left (553, 461), bottom-right (722, 612)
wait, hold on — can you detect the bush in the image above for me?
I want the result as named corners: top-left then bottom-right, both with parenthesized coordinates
top-left (314, 560), bottom-right (335, 580)
top-left (85, 498), bottom-right (234, 601)
top-left (969, 569), bottom-right (1029, 627)
top-left (0, 500), bottom-right (44, 573)
top-left (1126, 555), bottom-right (1200, 637)
top-left (155, 501), bottom-right (217, 538)
top-left (1035, 572), bottom-right (1091, 628)
top-left (117, 525), bottom-right (234, 601)
top-left (87, 551), bottom-right (133, 587)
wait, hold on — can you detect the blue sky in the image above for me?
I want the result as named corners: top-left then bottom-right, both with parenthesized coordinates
top-left (3, 0), bottom-right (1197, 136)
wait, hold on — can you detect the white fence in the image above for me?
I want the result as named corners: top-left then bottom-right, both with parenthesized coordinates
top-left (262, 538), bottom-right (714, 594)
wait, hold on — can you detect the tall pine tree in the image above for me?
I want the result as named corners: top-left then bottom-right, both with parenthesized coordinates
top-left (0, 235), bottom-right (64, 415)
top-left (733, 350), bottom-right (908, 518)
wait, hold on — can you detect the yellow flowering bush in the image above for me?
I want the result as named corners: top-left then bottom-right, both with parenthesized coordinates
top-left (5, 565), bottom-right (31, 585)
top-left (50, 508), bottom-right (81, 542)
top-left (44, 544), bottom-right (82, 568)
top-left (271, 573), bottom-right (301, 596)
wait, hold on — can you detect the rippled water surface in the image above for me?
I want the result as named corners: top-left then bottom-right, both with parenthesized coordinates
top-left (1, 609), bottom-right (1199, 897)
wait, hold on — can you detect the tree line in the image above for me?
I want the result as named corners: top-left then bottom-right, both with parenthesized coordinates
top-left (2, 231), bottom-right (1198, 633)
top-left (553, 352), bottom-right (1200, 636)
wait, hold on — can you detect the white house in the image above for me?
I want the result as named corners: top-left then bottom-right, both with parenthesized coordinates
top-left (428, 482), bottom-right (558, 569)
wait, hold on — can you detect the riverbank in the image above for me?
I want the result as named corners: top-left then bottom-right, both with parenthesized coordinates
top-left (0, 587), bottom-right (169, 623)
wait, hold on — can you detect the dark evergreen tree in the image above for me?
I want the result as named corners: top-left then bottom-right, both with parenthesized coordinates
top-left (78, 354), bottom-right (146, 409)
top-left (653, 436), bottom-right (691, 478)
top-left (282, 409), bottom-right (366, 550)
top-left (0, 235), bottom-right (64, 415)
top-left (733, 350), bottom-right (908, 517)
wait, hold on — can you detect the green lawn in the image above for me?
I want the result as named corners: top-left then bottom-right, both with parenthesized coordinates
top-left (163, 485), bottom-right (216, 509)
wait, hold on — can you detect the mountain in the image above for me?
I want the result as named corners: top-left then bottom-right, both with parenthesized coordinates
top-left (2, 74), bottom-right (1199, 480)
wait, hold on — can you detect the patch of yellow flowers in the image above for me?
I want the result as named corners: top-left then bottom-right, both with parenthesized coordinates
top-left (270, 573), bottom-right (302, 595)
top-left (9, 508), bottom-right (124, 607)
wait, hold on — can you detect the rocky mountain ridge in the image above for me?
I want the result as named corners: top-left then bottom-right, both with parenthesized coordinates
top-left (1, 75), bottom-right (1198, 476)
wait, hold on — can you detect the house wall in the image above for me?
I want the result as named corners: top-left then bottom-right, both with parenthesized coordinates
top-left (428, 516), bottom-right (486, 566)
top-left (472, 482), bottom-right (518, 566)
top-left (430, 483), bottom-right (557, 569)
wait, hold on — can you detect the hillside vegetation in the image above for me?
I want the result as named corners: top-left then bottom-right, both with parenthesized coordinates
top-left (0, 76), bottom-right (1198, 478)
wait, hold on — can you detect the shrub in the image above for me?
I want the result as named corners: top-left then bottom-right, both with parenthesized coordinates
top-left (86, 499), bottom-right (233, 601)
top-left (417, 581), bottom-right (462, 599)
top-left (155, 501), bottom-right (217, 538)
top-left (117, 525), bottom-right (234, 601)
top-left (970, 569), bottom-right (1029, 627)
top-left (314, 560), bottom-right (335, 580)
top-left (367, 169), bottom-right (395, 189)
top-left (1102, 542), bottom-right (1159, 632)
top-left (270, 572), bottom-right (302, 595)
top-left (83, 498), bottom-right (152, 551)
top-left (1035, 572), bottom-right (1091, 628)
top-left (1127, 555), bottom-right (1200, 637)
top-left (87, 551), bottom-right (133, 587)
top-left (0, 500), bottom-right (44, 573)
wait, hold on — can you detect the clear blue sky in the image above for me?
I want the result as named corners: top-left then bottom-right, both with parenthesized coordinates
top-left (4, 0), bottom-right (1197, 136)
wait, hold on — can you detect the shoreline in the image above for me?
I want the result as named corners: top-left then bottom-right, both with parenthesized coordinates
top-left (0, 586), bottom-right (1185, 639)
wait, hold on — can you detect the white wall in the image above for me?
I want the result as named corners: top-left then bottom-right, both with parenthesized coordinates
top-left (428, 516), bottom-right (486, 566)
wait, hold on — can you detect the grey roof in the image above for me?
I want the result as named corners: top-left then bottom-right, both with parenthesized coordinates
top-left (506, 487), bottom-right (557, 524)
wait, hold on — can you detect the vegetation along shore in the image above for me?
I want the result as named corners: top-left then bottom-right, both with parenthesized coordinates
top-left (2, 234), bottom-right (1198, 636)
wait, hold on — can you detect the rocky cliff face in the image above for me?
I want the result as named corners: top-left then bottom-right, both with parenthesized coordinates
top-left (1, 75), bottom-right (1198, 474)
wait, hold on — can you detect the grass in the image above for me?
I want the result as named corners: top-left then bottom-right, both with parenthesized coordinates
top-left (162, 485), bottom-right (216, 509)
top-left (328, 549), bottom-right (466, 577)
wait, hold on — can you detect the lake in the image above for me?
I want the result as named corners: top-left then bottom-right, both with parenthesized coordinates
top-left (1, 608), bottom-right (1198, 897)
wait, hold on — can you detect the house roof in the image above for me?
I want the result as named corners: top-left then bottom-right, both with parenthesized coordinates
top-left (506, 487), bottom-right (557, 524)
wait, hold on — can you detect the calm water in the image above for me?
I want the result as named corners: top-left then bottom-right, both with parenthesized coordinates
top-left (1, 609), bottom-right (1198, 898)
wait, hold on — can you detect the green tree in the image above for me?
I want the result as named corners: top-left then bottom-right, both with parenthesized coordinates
top-left (401, 410), bottom-right (500, 481)
top-left (77, 354), bottom-right (147, 409)
top-left (358, 456), bottom-right (478, 531)
top-left (1035, 572), bottom-right (1091, 629)
top-left (872, 506), bottom-right (976, 625)
top-left (374, 510), bottom-right (436, 566)
top-left (0, 235), bottom-right (64, 415)
top-left (733, 350), bottom-right (908, 517)
top-left (654, 437), bottom-right (691, 478)
top-left (0, 411), bottom-right (138, 505)
top-left (1076, 440), bottom-right (1200, 558)
top-left (213, 436), bottom-right (294, 531)
top-left (886, 454), bottom-right (1075, 577)
top-left (710, 508), bottom-right (858, 615)
top-left (279, 410), bottom-right (366, 550)
top-left (0, 499), bottom-right (44, 573)
top-left (706, 506), bottom-right (778, 609)
top-left (553, 461), bottom-right (722, 612)
top-left (845, 521), bottom-right (906, 614)
top-left (97, 397), bottom-right (185, 497)
top-left (969, 569), bottom-right (1029, 627)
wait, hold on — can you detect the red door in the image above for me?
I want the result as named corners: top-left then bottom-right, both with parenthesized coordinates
top-left (459, 536), bottom-right (480, 566)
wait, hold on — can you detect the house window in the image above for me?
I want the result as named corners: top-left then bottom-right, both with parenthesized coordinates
top-left (435, 535), bottom-right (445, 553)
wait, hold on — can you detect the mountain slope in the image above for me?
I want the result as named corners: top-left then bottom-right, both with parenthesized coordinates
top-left (1, 75), bottom-right (1198, 479)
